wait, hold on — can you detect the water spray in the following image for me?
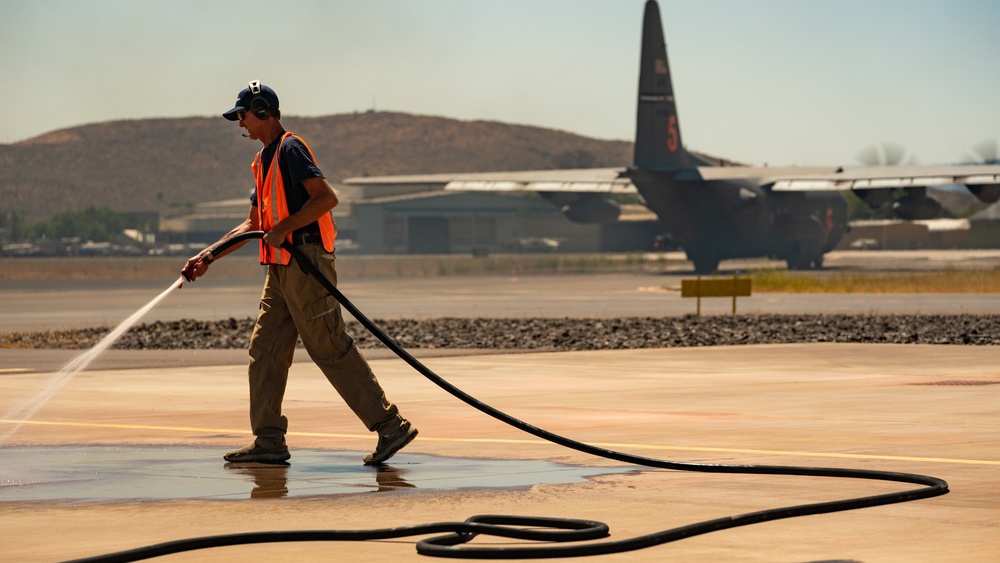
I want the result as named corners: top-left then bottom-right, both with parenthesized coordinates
top-left (54, 231), bottom-right (947, 560)
top-left (0, 276), bottom-right (186, 445)
top-left (2, 230), bottom-right (254, 444)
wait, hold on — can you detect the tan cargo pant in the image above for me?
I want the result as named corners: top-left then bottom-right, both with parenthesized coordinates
top-left (246, 244), bottom-right (403, 448)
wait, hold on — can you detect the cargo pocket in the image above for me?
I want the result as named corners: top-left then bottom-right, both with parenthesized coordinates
top-left (300, 293), bottom-right (347, 353)
top-left (303, 294), bottom-right (337, 321)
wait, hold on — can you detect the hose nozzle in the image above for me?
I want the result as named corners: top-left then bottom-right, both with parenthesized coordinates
top-left (181, 231), bottom-right (265, 282)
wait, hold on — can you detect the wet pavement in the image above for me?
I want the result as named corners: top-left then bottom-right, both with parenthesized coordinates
top-left (0, 445), bottom-right (633, 502)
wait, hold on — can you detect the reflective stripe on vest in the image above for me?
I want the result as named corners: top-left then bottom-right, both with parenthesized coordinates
top-left (252, 132), bottom-right (337, 265)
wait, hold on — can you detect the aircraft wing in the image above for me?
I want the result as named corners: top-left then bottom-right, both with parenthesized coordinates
top-left (679, 164), bottom-right (1000, 191)
top-left (347, 163), bottom-right (1000, 193)
top-left (343, 168), bottom-right (637, 194)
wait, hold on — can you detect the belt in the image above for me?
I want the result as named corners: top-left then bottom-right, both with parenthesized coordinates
top-left (292, 231), bottom-right (322, 246)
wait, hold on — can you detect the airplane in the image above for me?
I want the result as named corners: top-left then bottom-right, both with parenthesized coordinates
top-left (345, 0), bottom-right (1000, 273)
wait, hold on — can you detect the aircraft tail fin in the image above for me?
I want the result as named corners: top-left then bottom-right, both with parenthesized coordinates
top-left (634, 0), bottom-right (691, 170)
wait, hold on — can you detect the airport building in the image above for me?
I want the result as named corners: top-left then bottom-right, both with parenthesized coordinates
top-left (969, 203), bottom-right (1000, 248)
top-left (836, 205), bottom-right (1000, 251)
top-left (836, 219), bottom-right (971, 250)
top-left (158, 184), bottom-right (661, 255)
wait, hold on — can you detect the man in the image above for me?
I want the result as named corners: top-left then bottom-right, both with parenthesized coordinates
top-left (182, 80), bottom-right (417, 466)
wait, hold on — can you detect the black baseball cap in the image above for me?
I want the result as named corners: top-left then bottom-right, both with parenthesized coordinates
top-left (223, 80), bottom-right (279, 121)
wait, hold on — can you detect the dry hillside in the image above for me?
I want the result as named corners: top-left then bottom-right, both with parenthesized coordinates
top-left (0, 112), bottom-right (632, 222)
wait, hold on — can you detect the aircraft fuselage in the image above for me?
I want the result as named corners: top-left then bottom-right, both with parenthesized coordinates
top-left (632, 168), bottom-right (847, 272)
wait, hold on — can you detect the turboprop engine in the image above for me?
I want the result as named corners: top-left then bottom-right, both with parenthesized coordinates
top-left (968, 184), bottom-right (1000, 204)
top-left (852, 188), bottom-right (893, 209)
top-left (560, 195), bottom-right (622, 224)
top-left (892, 192), bottom-right (943, 221)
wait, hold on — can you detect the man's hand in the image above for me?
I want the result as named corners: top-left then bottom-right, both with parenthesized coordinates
top-left (263, 227), bottom-right (290, 248)
top-left (181, 252), bottom-right (212, 282)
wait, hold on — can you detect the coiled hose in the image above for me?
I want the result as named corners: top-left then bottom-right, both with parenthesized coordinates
top-left (71, 230), bottom-right (948, 561)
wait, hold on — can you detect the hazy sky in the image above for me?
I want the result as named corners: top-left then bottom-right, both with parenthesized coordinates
top-left (2, 0), bottom-right (998, 167)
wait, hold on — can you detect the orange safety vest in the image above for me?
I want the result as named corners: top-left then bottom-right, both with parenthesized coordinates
top-left (252, 132), bottom-right (337, 265)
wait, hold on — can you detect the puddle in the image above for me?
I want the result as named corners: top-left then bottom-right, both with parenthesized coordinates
top-left (0, 446), bottom-right (634, 502)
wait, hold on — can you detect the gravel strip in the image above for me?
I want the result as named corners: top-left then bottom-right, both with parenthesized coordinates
top-left (1, 315), bottom-right (998, 350)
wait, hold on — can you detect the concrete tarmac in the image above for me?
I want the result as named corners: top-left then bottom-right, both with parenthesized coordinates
top-left (1, 251), bottom-right (999, 561)
top-left (2, 345), bottom-right (998, 562)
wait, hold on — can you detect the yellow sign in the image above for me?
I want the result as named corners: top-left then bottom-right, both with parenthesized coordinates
top-left (681, 277), bottom-right (751, 298)
top-left (680, 276), bottom-right (752, 316)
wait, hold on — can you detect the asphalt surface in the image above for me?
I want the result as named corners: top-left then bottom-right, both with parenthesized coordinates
top-left (3, 250), bottom-right (1000, 334)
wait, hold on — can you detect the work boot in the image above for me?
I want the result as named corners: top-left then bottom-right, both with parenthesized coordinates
top-left (364, 421), bottom-right (418, 466)
top-left (224, 441), bottom-right (290, 464)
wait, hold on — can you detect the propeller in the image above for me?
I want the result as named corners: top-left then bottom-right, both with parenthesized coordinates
top-left (856, 142), bottom-right (919, 167)
top-left (852, 143), bottom-right (917, 210)
top-left (964, 139), bottom-right (998, 164)
top-left (962, 139), bottom-right (1000, 204)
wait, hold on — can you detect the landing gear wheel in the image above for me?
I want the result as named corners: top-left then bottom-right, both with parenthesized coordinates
top-left (786, 257), bottom-right (810, 271)
top-left (785, 240), bottom-right (824, 271)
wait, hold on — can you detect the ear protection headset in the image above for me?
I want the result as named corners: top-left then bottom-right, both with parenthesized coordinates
top-left (247, 80), bottom-right (271, 119)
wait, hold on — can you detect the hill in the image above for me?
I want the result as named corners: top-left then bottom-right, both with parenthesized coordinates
top-left (0, 112), bottom-right (633, 222)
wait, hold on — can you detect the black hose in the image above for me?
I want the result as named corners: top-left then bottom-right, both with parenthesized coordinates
top-left (69, 232), bottom-right (949, 561)
top-left (180, 230), bottom-right (265, 282)
top-left (206, 230), bottom-right (267, 257)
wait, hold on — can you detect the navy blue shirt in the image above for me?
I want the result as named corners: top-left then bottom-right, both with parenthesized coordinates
top-left (250, 133), bottom-right (326, 236)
